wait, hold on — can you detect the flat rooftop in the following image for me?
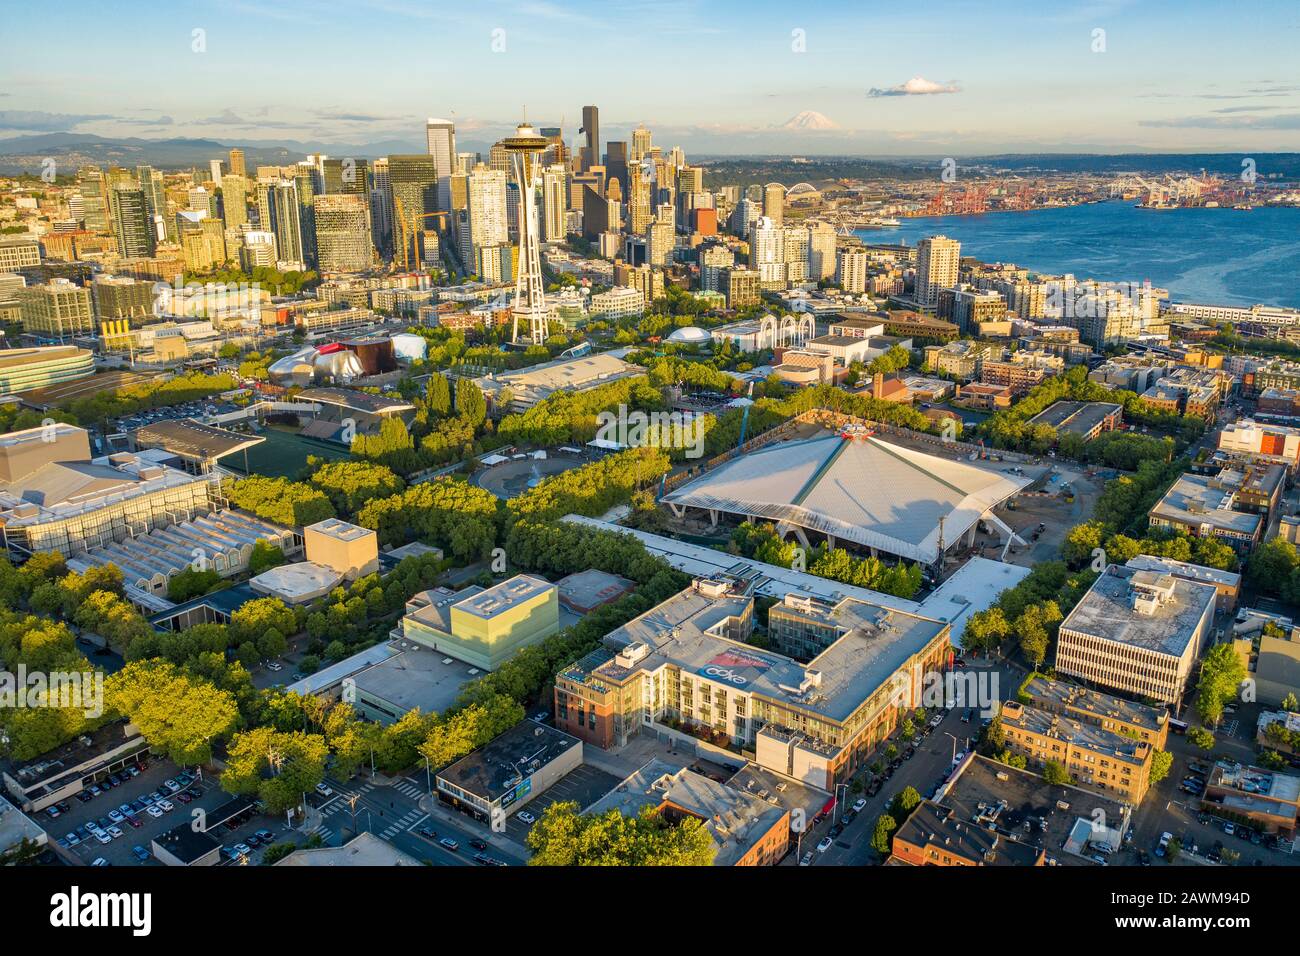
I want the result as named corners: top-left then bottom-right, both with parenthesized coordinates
top-left (585, 759), bottom-right (788, 867)
top-left (939, 755), bottom-right (1129, 862)
top-left (1150, 474), bottom-right (1262, 537)
top-left (1125, 554), bottom-right (1241, 591)
top-left (1022, 675), bottom-right (1167, 735)
top-left (580, 580), bottom-right (946, 725)
top-left (894, 800), bottom-right (1046, 865)
top-left (1029, 400), bottom-right (1122, 435)
top-left (298, 387), bottom-right (414, 415)
top-left (490, 352), bottom-right (639, 393)
top-left (556, 568), bottom-right (635, 613)
top-left (352, 641), bottom-right (478, 716)
top-left (132, 418), bottom-right (264, 461)
top-left (436, 719), bottom-right (581, 803)
top-left (454, 574), bottom-right (554, 620)
top-left (277, 832), bottom-right (420, 866)
top-left (305, 517), bottom-right (376, 543)
top-left (1001, 701), bottom-right (1148, 762)
top-left (1060, 565), bottom-right (1216, 658)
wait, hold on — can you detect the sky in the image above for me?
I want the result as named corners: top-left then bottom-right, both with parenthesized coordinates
top-left (2, 0), bottom-right (1299, 156)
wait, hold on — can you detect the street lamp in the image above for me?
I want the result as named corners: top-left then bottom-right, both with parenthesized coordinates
top-left (833, 783), bottom-right (850, 826)
top-left (943, 732), bottom-right (959, 767)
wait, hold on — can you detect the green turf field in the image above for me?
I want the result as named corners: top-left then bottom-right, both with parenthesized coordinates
top-left (226, 426), bottom-right (349, 478)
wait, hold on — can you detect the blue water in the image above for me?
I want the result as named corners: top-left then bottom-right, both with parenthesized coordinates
top-left (855, 200), bottom-right (1300, 309)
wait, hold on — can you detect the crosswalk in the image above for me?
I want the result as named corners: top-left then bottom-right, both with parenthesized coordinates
top-left (393, 780), bottom-right (426, 800)
top-left (381, 808), bottom-right (426, 840)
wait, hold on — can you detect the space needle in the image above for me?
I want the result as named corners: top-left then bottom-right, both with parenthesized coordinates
top-left (502, 120), bottom-right (551, 346)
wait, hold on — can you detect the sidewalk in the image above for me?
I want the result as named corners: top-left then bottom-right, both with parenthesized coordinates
top-left (416, 791), bottom-right (532, 862)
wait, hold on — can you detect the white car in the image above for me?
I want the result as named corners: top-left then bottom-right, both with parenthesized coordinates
top-left (107, 825), bottom-right (124, 839)
top-left (315, 783), bottom-right (334, 797)
top-left (799, 851), bottom-right (813, 866)
top-left (156, 799), bottom-right (174, 812)
top-left (515, 810), bottom-right (536, 824)
top-left (145, 806), bottom-right (164, 818)
top-left (816, 836), bottom-right (833, 853)
top-left (108, 809), bottom-right (125, 823)
top-left (267, 661), bottom-right (283, 672)
top-left (852, 798), bottom-right (867, 813)
top-left (91, 858), bottom-right (109, 867)
top-left (94, 831), bottom-right (112, 845)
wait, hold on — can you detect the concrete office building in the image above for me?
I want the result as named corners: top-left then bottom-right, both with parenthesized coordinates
top-left (1055, 565), bottom-right (1217, 705)
top-left (19, 280), bottom-right (94, 338)
top-left (313, 194), bottom-right (372, 274)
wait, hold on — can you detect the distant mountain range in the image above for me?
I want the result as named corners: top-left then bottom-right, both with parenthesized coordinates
top-left (1, 132), bottom-right (1296, 182)
top-left (0, 132), bottom-right (433, 174)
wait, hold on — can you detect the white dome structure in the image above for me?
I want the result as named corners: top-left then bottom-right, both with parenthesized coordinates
top-left (666, 326), bottom-right (711, 345)
top-left (391, 333), bottom-right (428, 361)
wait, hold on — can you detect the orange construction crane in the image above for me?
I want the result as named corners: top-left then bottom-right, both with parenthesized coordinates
top-left (392, 194), bottom-right (449, 272)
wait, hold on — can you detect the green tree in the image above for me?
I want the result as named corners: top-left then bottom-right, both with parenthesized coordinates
top-left (1042, 760), bottom-right (1071, 785)
top-left (1149, 749), bottom-right (1173, 785)
top-left (1194, 643), bottom-right (1246, 728)
top-left (106, 660), bottom-right (240, 765)
top-left (1187, 726), bottom-right (1216, 750)
top-left (870, 813), bottom-right (897, 855)
top-left (220, 727), bottom-right (328, 815)
top-left (248, 540), bottom-right (286, 575)
top-left (526, 801), bottom-right (715, 866)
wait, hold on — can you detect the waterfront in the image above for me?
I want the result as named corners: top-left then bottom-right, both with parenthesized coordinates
top-left (856, 200), bottom-right (1300, 308)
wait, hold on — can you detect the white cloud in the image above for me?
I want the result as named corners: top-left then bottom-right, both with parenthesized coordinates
top-left (868, 76), bottom-right (961, 98)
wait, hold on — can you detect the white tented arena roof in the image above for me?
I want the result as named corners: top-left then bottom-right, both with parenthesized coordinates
top-left (662, 434), bottom-right (1031, 563)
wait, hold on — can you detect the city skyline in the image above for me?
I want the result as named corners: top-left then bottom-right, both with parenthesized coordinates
top-left (2, 0), bottom-right (1299, 155)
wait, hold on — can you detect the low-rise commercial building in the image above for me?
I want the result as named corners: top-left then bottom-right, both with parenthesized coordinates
top-left (0, 346), bottom-right (95, 395)
top-left (1029, 400), bottom-right (1123, 441)
top-left (436, 719), bottom-right (582, 824)
top-left (1201, 761), bottom-right (1300, 835)
top-left (1054, 565), bottom-right (1217, 705)
top-left (1148, 472), bottom-right (1265, 553)
top-left (586, 759), bottom-right (791, 866)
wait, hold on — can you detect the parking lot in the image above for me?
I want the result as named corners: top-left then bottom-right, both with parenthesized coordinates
top-left (498, 764), bottom-right (622, 842)
top-left (48, 754), bottom-right (291, 867)
top-left (50, 756), bottom-right (215, 866)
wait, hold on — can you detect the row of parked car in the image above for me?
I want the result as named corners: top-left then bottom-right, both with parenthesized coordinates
top-left (221, 830), bottom-right (276, 863)
top-left (55, 771), bottom-right (199, 853)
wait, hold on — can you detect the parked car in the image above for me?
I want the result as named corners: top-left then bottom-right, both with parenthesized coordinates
top-left (108, 809), bottom-right (124, 823)
top-left (799, 852), bottom-right (813, 866)
top-left (132, 845), bottom-right (151, 863)
top-left (852, 798), bottom-right (867, 813)
top-left (516, 810), bottom-right (536, 824)
top-left (156, 799), bottom-right (174, 813)
top-left (233, 843), bottom-right (252, 857)
top-left (145, 806), bottom-right (164, 819)
top-left (439, 837), bottom-right (460, 852)
top-left (1223, 822), bottom-right (1236, 836)
top-left (816, 836), bottom-right (833, 853)
top-left (469, 839), bottom-right (488, 851)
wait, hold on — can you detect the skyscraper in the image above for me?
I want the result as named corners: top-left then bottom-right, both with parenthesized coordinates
top-left (541, 164), bottom-right (568, 243)
top-left (580, 105), bottom-right (600, 171)
top-left (426, 118), bottom-right (457, 211)
top-left (749, 216), bottom-right (785, 290)
top-left (763, 182), bottom-right (785, 226)
top-left (111, 186), bottom-right (154, 258)
top-left (915, 235), bottom-right (961, 309)
top-left (630, 124), bottom-right (652, 164)
top-left (228, 148), bottom-right (246, 178)
top-left (388, 154), bottom-right (440, 271)
top-left (268, 180), bottom-right (305, 267)
top-left (313, 194), bottom-right (372, 274)
top-left (220, 174), bottom-right (249, 229)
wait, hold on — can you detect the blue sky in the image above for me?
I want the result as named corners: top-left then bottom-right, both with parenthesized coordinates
top-left (2, 0), bottom-right (1299, 154)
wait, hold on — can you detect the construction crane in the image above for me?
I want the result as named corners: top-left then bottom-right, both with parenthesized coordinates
top-left (391, 194), bottom-right (449, 273)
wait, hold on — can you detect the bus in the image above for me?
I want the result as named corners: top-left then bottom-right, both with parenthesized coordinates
top-left (1168, 717), bottom-right (1189, 735)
